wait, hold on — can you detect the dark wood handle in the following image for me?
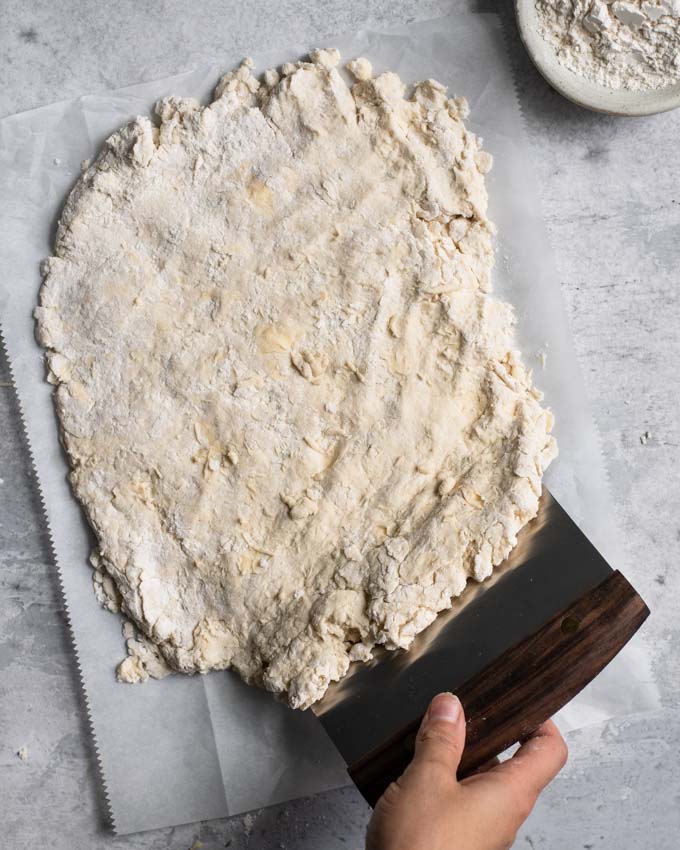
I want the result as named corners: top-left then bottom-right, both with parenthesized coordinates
top-left (348, 570), bottom-right (649, 807)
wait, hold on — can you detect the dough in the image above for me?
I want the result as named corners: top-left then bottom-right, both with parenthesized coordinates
top-left (35, 51), bottom-right (557, 709)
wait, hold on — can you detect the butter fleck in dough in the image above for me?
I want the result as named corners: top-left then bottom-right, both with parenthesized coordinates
top-left (35, 51), bottom-right (557, 709)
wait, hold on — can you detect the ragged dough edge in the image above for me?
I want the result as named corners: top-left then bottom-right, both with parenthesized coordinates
top-left (35, 49), bottom-right (557, 709)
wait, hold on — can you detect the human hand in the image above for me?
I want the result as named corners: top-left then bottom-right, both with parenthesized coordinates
top-left (366, 692), bottom-right (568, 850)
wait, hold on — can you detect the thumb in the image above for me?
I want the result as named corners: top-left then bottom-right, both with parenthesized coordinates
top-left (411, 692), bottom-right (466, 777)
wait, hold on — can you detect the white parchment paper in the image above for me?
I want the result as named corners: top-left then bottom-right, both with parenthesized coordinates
top-left (0, 12), bottom-right (659, 836)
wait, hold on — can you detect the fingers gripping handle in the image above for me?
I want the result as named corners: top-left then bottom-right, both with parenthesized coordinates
top-left (348, 571), bottom-right (649, 808)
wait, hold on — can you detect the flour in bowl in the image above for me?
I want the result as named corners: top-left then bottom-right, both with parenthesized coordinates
top-left (536, 1), bottom-right (680, 90)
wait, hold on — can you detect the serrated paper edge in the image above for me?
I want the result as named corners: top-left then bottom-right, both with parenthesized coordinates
top-left (0, 322), bottom-right (118, 833)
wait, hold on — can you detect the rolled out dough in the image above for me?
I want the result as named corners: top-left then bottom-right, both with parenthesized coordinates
top-left (35, 49), bottom-right (556, 709)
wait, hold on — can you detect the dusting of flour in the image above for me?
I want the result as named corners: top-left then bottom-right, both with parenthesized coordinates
top-left (536, 1), bottom-right (680, 90)
top-left (35, 49), bottom-right (556, 709)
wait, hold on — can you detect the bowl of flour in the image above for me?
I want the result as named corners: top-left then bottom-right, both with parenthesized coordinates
top-left (515, 0), bottom-right (680, 115)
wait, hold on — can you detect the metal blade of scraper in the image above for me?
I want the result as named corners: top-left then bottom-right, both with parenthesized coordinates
top-left (312, 488), bottom-right (649, 805)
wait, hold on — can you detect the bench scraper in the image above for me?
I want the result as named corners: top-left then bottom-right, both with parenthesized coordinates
top-left (311, 488), bottom-right (649, 806)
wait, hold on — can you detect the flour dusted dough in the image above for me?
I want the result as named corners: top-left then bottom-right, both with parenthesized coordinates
top-left (35, 51), bottom-right (557, 709)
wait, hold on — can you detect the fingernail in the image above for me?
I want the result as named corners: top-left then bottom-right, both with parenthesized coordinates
top-left (428, 692), bottom-right (461, 724)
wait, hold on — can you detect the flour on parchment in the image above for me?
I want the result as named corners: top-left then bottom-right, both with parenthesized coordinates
top-left (35, 51), bottom-right (557, 709)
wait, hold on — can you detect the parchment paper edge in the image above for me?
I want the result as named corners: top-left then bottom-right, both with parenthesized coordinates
top-left (0, 324), bottom-right (118, 833)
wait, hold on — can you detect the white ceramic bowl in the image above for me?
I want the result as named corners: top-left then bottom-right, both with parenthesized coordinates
top-left (515, 0), bottom-right (680, 116)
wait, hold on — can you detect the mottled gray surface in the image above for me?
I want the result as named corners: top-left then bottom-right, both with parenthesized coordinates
top-left (1, 1), bottom-right (679, 848)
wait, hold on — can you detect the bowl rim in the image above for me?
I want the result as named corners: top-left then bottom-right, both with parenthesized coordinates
top-left (514, 0), bottom-right (680, 116)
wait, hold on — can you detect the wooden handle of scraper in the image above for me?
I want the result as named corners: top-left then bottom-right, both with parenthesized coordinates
top-left (348, 569), bottom-right (649, 807)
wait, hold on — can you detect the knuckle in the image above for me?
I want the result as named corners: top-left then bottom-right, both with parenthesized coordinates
top-left (556, 737), bottom-right (569, 768)
top-left (380, 780), bottom-right (402, 808)
top-left (417, 726), bottom-right (459, 749)
top-left (493, 807), bottom-right (523, 850)
top-left (502, 833), bottom-right (519, 850)
top-left (411, 754), bottom-right (457, 790)
top-left (511, 784), bottom-right (538, 822)
top-left (427, 760), bottom-right (458, 786)
top-left (517, 795), bottom-right (536, 823)
top-left (499, 826), bottom-right (520, 850)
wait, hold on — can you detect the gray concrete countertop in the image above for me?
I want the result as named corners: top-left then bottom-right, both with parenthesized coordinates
top-left (1, 2), bottom-right (678, 848)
